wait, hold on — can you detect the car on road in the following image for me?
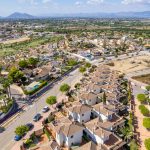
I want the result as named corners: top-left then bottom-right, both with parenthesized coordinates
top-left (42, 106), bottom-right (49, 113)
top-left (14, 135), bottom-right (22, 141)
top-left (33, 113), bottom-right (41, 122)
top-left (26, 123), bottom-right (34, 130)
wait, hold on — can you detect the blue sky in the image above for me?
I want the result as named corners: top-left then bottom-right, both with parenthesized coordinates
top-left (0, 0), bottom-right (150, 16)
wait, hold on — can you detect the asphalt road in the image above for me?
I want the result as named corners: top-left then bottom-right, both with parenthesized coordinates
top-left (0, 69), bottom-right (82, 150)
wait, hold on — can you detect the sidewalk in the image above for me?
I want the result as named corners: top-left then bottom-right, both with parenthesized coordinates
top-left (133, 89), bottom-right (150, 150)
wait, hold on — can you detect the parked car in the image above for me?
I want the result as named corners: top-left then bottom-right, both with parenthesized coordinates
top-left (26, 123), bottom-right (34, 130)
top-left (0, 127), bottom-right (5, 133)
top-left (14, 135), bottom-right (22, 141)
top-left (33, 113), bottom-right (41, 122)
top-left (42, 106), bottom-right (49, 113)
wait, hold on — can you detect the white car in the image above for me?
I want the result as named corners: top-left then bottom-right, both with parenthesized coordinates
top-left (42, 106), bottom-right (49, 113)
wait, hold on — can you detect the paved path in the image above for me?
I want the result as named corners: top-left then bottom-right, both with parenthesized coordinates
top-left (0, 69), bottom-right (82, 150)
top-left (131, 83), bottom-right (150, 150)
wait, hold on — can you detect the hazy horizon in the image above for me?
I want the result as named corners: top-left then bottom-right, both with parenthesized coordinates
top-left (0, 0), bottom-right (150, 17)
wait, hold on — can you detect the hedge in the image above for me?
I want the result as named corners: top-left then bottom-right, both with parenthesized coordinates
top-left (24, 81), bottom-right (47, 95)
top-left (139, 105), bottom-right (150, 116)
top-left (145, 138), bottom-right (150, 150)
top-left (143, 118), bottom-right (150, 129)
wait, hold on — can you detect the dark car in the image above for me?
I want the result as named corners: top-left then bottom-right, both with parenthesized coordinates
top-left (33, 113), bottom-right (41, 122)
top-left (0, 127), bottom-right (5, 133)
top-left (14, 135), bottom-right (22, 141)
top-left (42, 106), bottom-right (49, 113)
top-left (26, 123), bottom-right (34, 130)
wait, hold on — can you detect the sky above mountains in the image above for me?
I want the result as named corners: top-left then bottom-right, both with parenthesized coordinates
top-left (0, 0), bottom-right (150, 16)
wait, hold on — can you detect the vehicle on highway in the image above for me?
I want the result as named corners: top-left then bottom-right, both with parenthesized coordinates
top-left (14, 135), bottom-right (22, 141)
top-left (26, 123), bottom-right (34, 130)
top-left (33, 113), bottom-right (41, 122)
top-left (42, 106), bottom-right (49, 113)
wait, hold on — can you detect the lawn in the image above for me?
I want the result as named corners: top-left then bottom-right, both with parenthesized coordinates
top-left (132, 74), bottom-right (150, 85)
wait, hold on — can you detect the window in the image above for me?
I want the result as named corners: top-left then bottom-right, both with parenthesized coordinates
top-left (71, 135), bottom-right (74, 138)
top-left (82, 120), bottom-right (84, 122)
top-left (82, 114), bottom-right (84, 116)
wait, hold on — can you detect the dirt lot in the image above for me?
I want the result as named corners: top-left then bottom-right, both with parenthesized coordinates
top-left (1, 36), bottom-right (30, 44)
top-left (132, 74), bottom-right (150, 85)
top-left (110, 55), bottom-right (150, 74)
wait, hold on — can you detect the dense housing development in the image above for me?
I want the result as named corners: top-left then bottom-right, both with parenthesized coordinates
top-left (0, 15), bottom-right (150, 150)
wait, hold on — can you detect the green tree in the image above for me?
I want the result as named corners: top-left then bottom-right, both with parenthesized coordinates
top-left (46, 96), bottom-right (57, 105)
top-left (85, 62), bottom-right (91, 68)
top-left (145, 138), bottom-right (150, 150)
top-left (19, 60), bottom-right (28, 68)
top-left (60, 83), bottom-right (70, 93)
top-left (143, 118), bottom-right (150, 129)
top-left (120, 127), bottom-right (133, 142)
top-left (28, 57), bottom-right (38, 67)
top-left (15, 125), bottom-right (29, 136)
top-left (2, 78), bottom-right (12, 98)
top-left (8, 67), bottom-right (24, 83)
top-left (146, 85), bottom-right (150, 91)
top-left (79, 66), bottom-right (86, 73)
top-left (137, 94), bottom-right (147, 103)
top-left (102, 92), bottom-right (107, 104)
top-left (130, 139), bottom-right (138, 150)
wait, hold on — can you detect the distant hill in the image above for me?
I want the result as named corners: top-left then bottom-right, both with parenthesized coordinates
top-left (1, 11), bottom-right (150, 19)
top-left (47, 11), bottom-right (150, 18)
top-left (7, 12), bottom-right (35, 19)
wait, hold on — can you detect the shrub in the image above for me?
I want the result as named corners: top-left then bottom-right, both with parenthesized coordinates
top-left (60, 83), bottom-right (70, 93)
top-left (146, 85), bottom-right (150, 91)
top-left (145, 138), bottom-right (150, 150)
top-left (85, 62), bottom-right (91, 68)
top-left (137, 94), bottom-right (147, 103)
top-left (139, 105), bottom-right (150, 116)
top-left (143, 118), bottom-right (150, 129)
top-left (15, 125), bottom-right (29, 136)
top-left (46, 96), bottom-right (57, 105)
top-left (79, 66), bottom-right (86, 73)
top-left (130, 139), bottom-right (138, 150)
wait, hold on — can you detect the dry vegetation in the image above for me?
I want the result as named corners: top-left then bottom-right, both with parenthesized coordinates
top-left (132, 74), bottom-right (150, 85)
top-left (110, 55), bottom-right (150, 74)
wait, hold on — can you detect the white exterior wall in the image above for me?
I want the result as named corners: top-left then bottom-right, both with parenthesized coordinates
top-left (56, 132), bottom-right (64, 146)
top-left (93, 110), bottom-right (108, 121)
top-left (70, 111), bottom-right (91, 123)
top-left (84, 128), bottom-right (109, 144)
top-left (65, 130), bottom-right (83, 147)
top-left (78, 111), bottom-right (91, 123)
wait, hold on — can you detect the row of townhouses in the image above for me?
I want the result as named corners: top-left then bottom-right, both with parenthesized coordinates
top-left (48, 65), bottom-right (127, 150)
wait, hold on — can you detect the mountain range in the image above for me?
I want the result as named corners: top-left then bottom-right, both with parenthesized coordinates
top-left (0, 11), bottom-right (150, 19)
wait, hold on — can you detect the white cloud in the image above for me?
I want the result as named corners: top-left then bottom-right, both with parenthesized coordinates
top-left (75, 1), bottom-right (83, 6)
top-left (87, 0), bottom-right (104, 5)
top-left (42, 0), bottom-right (52, 4)
top-left (122, 0), bottom-right (150, 4)
top-left (18, 0), bottom-right (39, 5)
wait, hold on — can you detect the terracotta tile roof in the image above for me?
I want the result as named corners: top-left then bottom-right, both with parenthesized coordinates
top-left (92, 103), bottom-right (114, 116)
top-left (52, 117), bottom-right (84, 137)
top-left (75, 141), bottom-right (98, 150)
top-left (80, 92), bottom-right (97, 101)
top-left (68, 104), bottom-right (92, 114)
top-left (84, 118), bottom-right (111, 138)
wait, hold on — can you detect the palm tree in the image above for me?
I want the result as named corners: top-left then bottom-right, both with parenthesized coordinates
top-left (120, 127), bottom-right (133, 142)
top-left (2, 78), bottom-right (12, 98)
